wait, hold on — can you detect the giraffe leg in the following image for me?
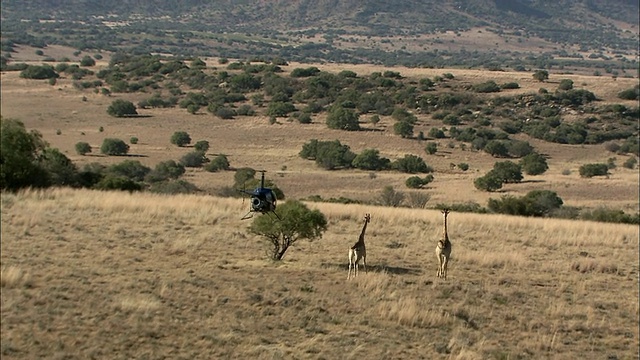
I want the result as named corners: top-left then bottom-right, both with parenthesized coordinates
top-left (442, 256), bottom-right (448, 280)
top-left (362, 256), bottom-right (367, 273)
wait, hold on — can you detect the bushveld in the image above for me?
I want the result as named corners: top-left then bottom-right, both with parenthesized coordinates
top-left (1, 188), bottom-right (638, 359)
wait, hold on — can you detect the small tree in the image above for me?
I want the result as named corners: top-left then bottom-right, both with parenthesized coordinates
top-left (405, 174), bottom-right (434, 189)
top-left (351, 149), bottom-right (391, 171)
top-left (533, 70), bottom-right (549, 82)
top-left (205, 154), bottom-right (231, 172)
top-left (75, 142), bottom-right (92, 155)
top-left (558, 79), bottom-right (574, 90)
top-left (520, 152), bottom-right (549, 175)
top-left (194, 140), bottom-right (210, 152)
top-left (579, 163), bottom-right (609, 178)
top-left (145, 160), bottom-right (185, 182)
top-left (170, 131), bottom-right (191, 147)
top-left (249, 200), bottom-right (327, 260)
top-left (394, 121), bottom-right (414, 138)
top-left (180, 151), bottom-right (207, 168)
top-left (425, 142), bottom-right (438, 155)
top-left (474, 172), bottom-right (503, 192)
top-left (379, 185), bottom-right (405, 207)
top-left (107, 99), bottom-right (138, 117)
top-left (100, 138), bottom-right (129, 156)
top-left (326, 105), bottom-right (360, 131)
top-left (493, 161), bottom-right (523, 183)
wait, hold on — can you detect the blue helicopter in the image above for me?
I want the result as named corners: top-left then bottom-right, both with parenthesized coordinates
top-left (240, 170), bottom-right (279, 220)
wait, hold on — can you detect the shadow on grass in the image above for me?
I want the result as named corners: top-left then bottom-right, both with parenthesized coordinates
top-left (322, 262), bottom-right (421, 275)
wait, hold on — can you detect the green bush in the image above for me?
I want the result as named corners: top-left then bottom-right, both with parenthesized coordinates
top-left (107, 99), bottom-right (138, 117)
top-left (145, 160), bottom-right (186, 183)
top-left (393, 121), bottom-right (414, 138)
top-left (194, 140), bottom-right (210, 153)
top-left (130, 137), bottom-right (138, 144)
top-left (579, 163), bottom-right (609, 178)
top-left (351, 149), bottom-right (391, 171)
top-left (392, 154), bottom-right (432, 174)
top-left (405, 174), bottom-right (434, 189)
top-left (180, 151), bottom-right (207, 168)
top-left (425, 142), bottom-right (438, 155)
top-left (205, 155), bottom-right (231, 172)
top-left (457, 163), bottom-right (469, 171)
top-left (617, 85), bottom-right (639, 100)
top-left (170, 131), bottom-right (191, 147)
top-left (622, 157), bottom-right (637, 169)
top-left (558, 79), bottom-right (574, 90)
top-left (520, 152), bottom-right (548, 175)
top-left (327, 105), bottom-right (360, 131)
top-left (492, 161), bottom-right (523, 183)
top-left (580, 207), bottom-right (639, 224)
top-left (100, 138), bottom-right (129, 156)
top-left (20, 65), bottom-right (58, 79)
top-left (474, 172), bottom-right (503, 192)
top-left (148, 179), bottom-right (199, 194)
top-left (473, 80), bottom-right (501, 93)
top-left (94, 175), bottom-right (141, 192)
top-left (107, 160), bottom-right (150, 182)
top-left (75, 142), bottom-right (92, 155)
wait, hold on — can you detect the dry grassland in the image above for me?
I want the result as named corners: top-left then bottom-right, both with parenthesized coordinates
top-left (1, 55), bottom-right (638, 212)
top-left (1, 188), bottom-right (638, 359)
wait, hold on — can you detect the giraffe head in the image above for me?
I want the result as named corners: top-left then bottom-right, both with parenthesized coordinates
top-left (441, 209), bottom-right (450, 219)
top-left (364, 213), bottom-right (371, 223)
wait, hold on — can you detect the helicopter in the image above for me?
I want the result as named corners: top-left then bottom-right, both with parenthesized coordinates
top-left (240, 170), bottom-right (280, 220)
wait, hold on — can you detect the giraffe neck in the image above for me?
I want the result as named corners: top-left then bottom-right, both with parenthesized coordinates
top-left (443, 215), bottom-right (449, 242)
top-left (358, 220), bottom-right (368, 244)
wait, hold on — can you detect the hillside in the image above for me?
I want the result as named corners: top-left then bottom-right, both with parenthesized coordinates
top-left (1, 0), bottom-right (638, 69)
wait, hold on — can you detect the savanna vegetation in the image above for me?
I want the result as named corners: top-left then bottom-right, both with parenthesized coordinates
top-left (1, 188), bottom-right (638, 359)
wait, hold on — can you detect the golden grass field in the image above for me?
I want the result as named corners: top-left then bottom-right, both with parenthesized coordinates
top-left (1, 46), bottom-right (639, 358)
top-left (1, 188), bottom-right (638, 359)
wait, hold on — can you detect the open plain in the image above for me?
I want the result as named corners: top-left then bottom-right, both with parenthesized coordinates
top-left (1, 47), bottom-right (639, 359)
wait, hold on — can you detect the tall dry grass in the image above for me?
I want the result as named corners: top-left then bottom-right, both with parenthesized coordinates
top-left (1, 188), bottom-right (638, 359)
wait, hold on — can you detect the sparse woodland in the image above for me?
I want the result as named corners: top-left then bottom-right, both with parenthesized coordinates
top-left (1, 2), bottom-right (639, 357)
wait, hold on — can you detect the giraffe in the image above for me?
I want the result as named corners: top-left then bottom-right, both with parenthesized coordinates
top-left (436, 209), bottom-right (452, 280)
top-left (348, 213), bottom-right (371, 279)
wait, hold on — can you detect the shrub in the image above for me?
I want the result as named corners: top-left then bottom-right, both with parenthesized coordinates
top-left (558, 79), bottom-right (574, 90)
top-left (428, 128), bottom-right (446, 139)
top-left (580, 207), bottom-right (639, 224)
top-left (148, 179), bottom-right (199, 194)
top-left (145, 160), bottom-right (185, 183)
top-left (457, 163), bottom-right (469, 171)
top-left (107, 99), bottom-right (137, 117)
top-left (351, 149), bottom-right (391, 171)
top-left (393, 121), bottom-right (414, 138)
top-left (622, 157), bottom-right (637, 169)
top-left (249, 200), bottom-right (327, 261)
top-left (579, 163), bottom-right (609, 178)
top-left (100, 138), bottom-right (129, 156)
top-left (473, 80), bottom-right (501, 93)
top-left (500, 82), bottom-right (520, 89)
top-left (107, 160), bottom-right (150, 182)
top-left (327, 105), bottom-right (360, 131)
top-left (20, 65), bottom-right (58, 79)
top-left (392, 154), bottom-right (432, 174)
top-left (205, 155), bottom-right (231, 172)
top-left (474, 172), bottom-right (503, 192)
top-left (180, 151), bottom-right (207, 168)
top-left (484, 140), bottom-right (510, 157)
top-left (130, 137), bottom-right (138, 144)
top-left (75, 142), bottom-right (92, 155)
top-left (378, 186), bottom-right (405, 207)
top-left (617, 86), bottom-right (639, 100)
top-left (405, 174), bottom-right (434, 189)
top-left (170, 131), bottom-right (191, 147)
top-left (520, 152), bottom-right (548, 175)
top-left (194, 140), bottom-right (210, 153)
top-left (425, 142), bottom-right (438, 155)
top-left (94, 175), bottom-right (141, 192)
top-left (492, 161), bottom-right (523, 183)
